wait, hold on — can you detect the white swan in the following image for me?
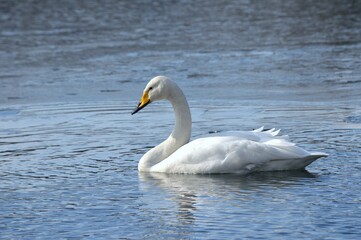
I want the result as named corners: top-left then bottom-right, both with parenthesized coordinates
top-left (132, 76), bottom-right (327, 174)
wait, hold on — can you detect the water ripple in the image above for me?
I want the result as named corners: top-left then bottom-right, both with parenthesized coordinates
top-left (1, 0), bottom-right (361, 238)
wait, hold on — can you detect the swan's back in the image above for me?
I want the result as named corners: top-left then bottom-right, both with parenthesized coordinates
top-left (150, 128), bottom-right (327, 174)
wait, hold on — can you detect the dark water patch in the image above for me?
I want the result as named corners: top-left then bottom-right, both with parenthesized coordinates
top-left (344, 115), bottom-right (361, 124)
top-left (100, 89), bottom-right (121, 93)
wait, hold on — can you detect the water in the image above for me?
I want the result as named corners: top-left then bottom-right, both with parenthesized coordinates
top-left (1, 0), bottom-right (361, 239)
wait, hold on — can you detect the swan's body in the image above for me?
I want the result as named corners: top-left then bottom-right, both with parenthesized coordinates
top-left (132, 76), bottom-right (327, 174)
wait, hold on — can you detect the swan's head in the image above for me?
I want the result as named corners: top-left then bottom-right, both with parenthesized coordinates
top-left (132, 76), bottom-right (175, 115)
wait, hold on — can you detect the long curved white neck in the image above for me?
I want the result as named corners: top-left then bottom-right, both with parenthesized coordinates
top-left (138, 83), bottom-right (191, 171)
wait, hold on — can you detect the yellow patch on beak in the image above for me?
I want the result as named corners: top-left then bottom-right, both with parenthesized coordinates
top-left (139, 91), bottom-right (150, 108)
top-left (132, 91), bottom-right (151, 115)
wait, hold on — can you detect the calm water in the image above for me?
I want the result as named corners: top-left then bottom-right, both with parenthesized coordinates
top-left (1, 0), bottom-right (361, 239)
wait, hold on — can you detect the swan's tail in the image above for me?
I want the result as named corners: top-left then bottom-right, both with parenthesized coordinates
top-left (258, 153), bottom-right (327, 172)
top-left (297, 152), bottom-right (328, 169)
top-left (310, 152), bottom-right (328, 158)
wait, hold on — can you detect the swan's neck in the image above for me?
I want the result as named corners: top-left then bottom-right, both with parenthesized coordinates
top-left (138, 85), bottom-right (191, 171)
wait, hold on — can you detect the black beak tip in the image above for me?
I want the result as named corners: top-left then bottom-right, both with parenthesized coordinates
top-left (131, 103), bottom-right (141, 115)
top-left (131, 108), bottom-right (139, 115)
top-left (131, 101), bottom-right (150, 115)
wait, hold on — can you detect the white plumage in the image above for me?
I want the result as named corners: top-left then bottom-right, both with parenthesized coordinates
top-left (132, 76), bottom-right (327, 174)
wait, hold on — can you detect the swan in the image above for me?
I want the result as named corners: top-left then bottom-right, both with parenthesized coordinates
top-left (132, 76), bottom-right (327, 174)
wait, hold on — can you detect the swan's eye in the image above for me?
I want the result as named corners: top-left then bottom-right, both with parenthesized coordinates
top-left (149, 87), bottom-right (153, 91)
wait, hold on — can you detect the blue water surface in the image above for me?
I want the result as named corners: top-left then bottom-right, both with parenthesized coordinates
top-left (1, 0), bottom-right (361, 239)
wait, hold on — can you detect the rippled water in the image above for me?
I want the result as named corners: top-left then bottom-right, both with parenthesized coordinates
top-left (1, 0), bottom-right (361, 239)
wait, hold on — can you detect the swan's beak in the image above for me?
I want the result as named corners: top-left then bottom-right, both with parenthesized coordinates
top-left (132, 91), bottom-right (151, 115)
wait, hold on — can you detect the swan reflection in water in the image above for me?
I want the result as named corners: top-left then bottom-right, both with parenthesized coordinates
top-left (138, 171), bottom-right (317, 227)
